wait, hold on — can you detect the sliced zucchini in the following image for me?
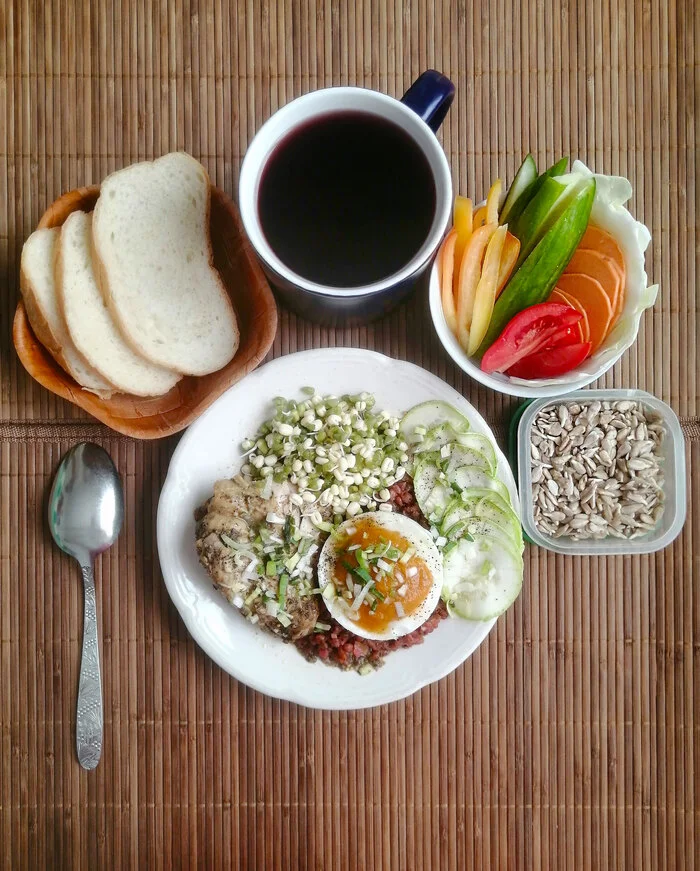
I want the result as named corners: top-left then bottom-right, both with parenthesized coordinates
top-left (442, 503), bottom-right (521, 552)
top-left (399, 401), bottom-right (470, 445)
top-left (443, 536), bottom-right (523, 621)
top-left (464, 518), bottom-right (523, 554)
top-left (413, 461), bottom-right (441, 509)
top-left (446, 433), bottom-right (497, 474)
top-left (499, 153), bottom-right (538, 224)
top-left (447, 465), bottom-right (511, 502)
top-left (447, 465), bottom-right (492, 492)
top-left (445, 446), bottom-right (496, 479)
top-left (412, 422), bottom-right (461, 455)
top-left (457, 490), bottom-right (522, 541)
top-left (423, 482), bottom-right (453, 524)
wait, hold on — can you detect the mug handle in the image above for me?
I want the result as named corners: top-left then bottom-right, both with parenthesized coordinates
top-left (400, 70), bottom-right (455, 133)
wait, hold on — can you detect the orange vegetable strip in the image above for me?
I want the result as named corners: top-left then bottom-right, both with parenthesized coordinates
top-left (439, 229), bottom-right (459, 334)
top-left (455, 223), bottom-right (497, 350)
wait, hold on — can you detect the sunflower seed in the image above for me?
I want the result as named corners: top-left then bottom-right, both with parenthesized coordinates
top-left (529, 399), bottom-right (665, 540)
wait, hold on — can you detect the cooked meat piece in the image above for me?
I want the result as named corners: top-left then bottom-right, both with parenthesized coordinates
top-left (195, 475), bottom-right (273, 598)
top-left (195, 474), bottom-right (320, 639)
top-left (253, 588), bottom-right (320, 641)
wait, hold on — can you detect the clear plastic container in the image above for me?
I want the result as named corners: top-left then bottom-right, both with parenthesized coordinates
top-left (516, 389), bottom-right (687, 555)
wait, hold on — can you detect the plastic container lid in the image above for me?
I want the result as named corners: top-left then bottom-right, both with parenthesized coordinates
top-left (514, 389), bottom-right (687, 555)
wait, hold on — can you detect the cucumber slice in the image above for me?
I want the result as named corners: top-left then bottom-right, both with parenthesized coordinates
top-left (448, 465), bottom-right (494, 492)
top-left (499, 153), bottom-right (538, 224)
top-left (444, 445), bottom-right (496, 478)
top-left (423, 482), bottom-right (453, 523)
top-left (442, 503), bottom-right (522, 551)
top-left (414, 459), bottom-right (453, 523)
top-left (412, 422), bottom-right (461, 455)
top-left (459, 494), bottom-right (522, 543)
top-left (447, 466), bottom-right (511, 502)
top-left (413, 461), bottom-right (441, 508)
top-left (443, 536), bottom-right (523, 621)
top-left (459, 487), bottom-right (514, 513)
top-left (400, 401), bottom-right (470, 445)
top-left (448, 433), bottom-right (497, 473)
top-left (464, 518), bottom-right (523, 554)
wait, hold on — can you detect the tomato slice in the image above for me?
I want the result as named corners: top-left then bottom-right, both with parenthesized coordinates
top-left (506, 342), bottom-right (593, 379)
top-left (547, 325), bottom-right (581, 349)
top-left (480, 303), bottom-right (583, 374)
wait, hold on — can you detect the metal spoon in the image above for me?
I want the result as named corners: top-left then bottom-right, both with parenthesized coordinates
top-left (48, 443), bottom-right (124, 770)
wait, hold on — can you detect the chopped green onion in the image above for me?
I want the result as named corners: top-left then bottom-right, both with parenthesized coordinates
top-left (278, 573), bottom-right (289, 609)
top-left (266, 560), bottom-right (278, 577)
top-left (356, 549), bottom-right (370, 572)
top-left (342, 559), bottom-right (373, 586)
top-left (284, 552), bottom-right (300, 572)
top-left (322, 584), bottom-right (336, 601)
top-left (399, 546), bottom-right (416, 564)
top-left (244, 587), bottom-right (262, 606)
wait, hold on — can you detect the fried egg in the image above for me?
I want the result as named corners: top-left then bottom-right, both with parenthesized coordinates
top-left (317, 511), bottom-right (443, 641)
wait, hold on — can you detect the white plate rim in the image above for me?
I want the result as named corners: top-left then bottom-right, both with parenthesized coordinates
top-left (157, 348), bottom-right (520, 710)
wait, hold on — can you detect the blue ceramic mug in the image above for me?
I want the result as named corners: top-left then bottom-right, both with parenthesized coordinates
top-left (239, 70), bottom-right (455, 325)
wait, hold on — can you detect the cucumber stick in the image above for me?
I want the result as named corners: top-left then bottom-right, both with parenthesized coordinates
top-left (503, 156), bottom-right (567, 227)
top-left (499, 154), bottom-right (538, 224)
top-left (511, 176), bottom-right (580, 266)
top-left (475, 178), bottom-right (596, 357)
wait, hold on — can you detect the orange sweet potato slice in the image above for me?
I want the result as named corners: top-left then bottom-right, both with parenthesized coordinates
top-left (556, 273), bottom-right (613, 352)
top-left (550, 288), bottom-right (589, 343)
top-left (579, 225), bottom-right (626, 275)
top-left (565, 248), bottom-right (621, 316)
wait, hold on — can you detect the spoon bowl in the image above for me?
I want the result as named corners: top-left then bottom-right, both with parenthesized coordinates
top-left (50, 443), bottom-right (124, 562)
top-left (49, 442), bottom-right (124, 769)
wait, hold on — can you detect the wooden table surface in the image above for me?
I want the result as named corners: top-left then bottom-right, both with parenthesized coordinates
top-left (1, 1), bottom-right (698, 868)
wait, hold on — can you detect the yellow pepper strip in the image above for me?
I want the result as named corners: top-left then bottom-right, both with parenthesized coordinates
top-left (472, 204), bottom-right (488, 228)
top-left (496, 229), bottom-right (521, 297)
top-left (439, 229), bottom-right (459, 334)
top-left (486, 178), bottom-right (503, 225)
top-left (467, 224), bottom-right (508, 355)
top-left (455, 223), bottom-right (497, 350)
top-left (452, 196), bottom-right (473, 298)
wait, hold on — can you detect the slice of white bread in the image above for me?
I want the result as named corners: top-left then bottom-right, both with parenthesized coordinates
top-left (19, 227), bottom-right (114, 396)
top-left (56, 210), bottom-right (183, 397)
top-left (92, 152), bottom-right (240, 375)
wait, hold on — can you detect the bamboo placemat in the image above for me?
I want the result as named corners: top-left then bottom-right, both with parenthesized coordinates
top-left (1, 1), bottom-right (698, 868)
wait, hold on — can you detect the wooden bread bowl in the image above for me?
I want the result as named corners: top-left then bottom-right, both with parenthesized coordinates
top-left (13, 185), bottom-right (278, 439)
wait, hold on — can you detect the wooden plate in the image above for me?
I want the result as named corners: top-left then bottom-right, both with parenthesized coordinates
top-left (12, 184), bottom-right (278, 439)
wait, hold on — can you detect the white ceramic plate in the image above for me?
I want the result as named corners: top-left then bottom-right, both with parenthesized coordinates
top-left (157, 348), bottom-right (520, 709)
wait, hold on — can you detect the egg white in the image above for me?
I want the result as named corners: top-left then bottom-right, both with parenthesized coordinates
top-left (317, 511), bottom-right (443, 641)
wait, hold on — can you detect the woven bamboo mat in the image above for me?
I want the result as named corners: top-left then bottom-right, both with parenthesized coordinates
top-left (1, 1), bottom-right (698, 868)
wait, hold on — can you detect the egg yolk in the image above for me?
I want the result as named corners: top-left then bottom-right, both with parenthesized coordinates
top-left (331, 517), bottom-right (434, 633)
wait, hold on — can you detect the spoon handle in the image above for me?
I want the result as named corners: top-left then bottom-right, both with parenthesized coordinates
top-left (76, 561), bottom-right (103, 770)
